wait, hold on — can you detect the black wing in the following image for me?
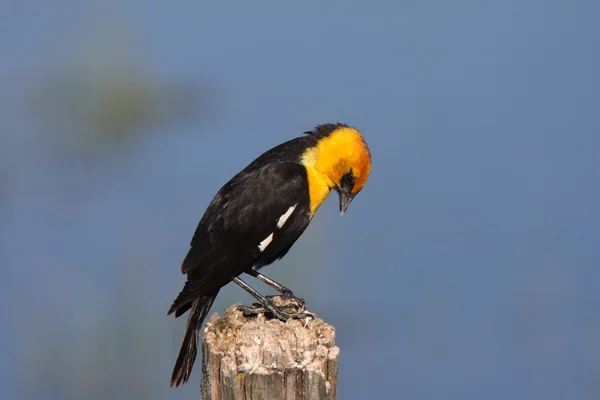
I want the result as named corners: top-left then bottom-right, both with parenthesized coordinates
top-left (170, 162), bottom-right (312, 313)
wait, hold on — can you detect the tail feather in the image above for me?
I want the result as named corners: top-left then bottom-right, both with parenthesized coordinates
top-left (170, 292), bottom-right (218, 387)
top-left (168, 280), bottom-right (198, 317)
top-left (174, 301), bottom-right (192, 318)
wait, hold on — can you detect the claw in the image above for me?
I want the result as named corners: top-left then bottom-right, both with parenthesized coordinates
top-left (286, 310), bottom-right (316, 320)
top-left (237, 304), bottom-right (268, 316)
top-left (237, 296), bottom-right (314, 322)
top-left (281, 291), bottom-right (305, 307)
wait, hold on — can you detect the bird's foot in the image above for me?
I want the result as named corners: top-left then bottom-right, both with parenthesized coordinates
top-left (280, 290), bottom-right (305, 308)
top-left (237, 295), bottom-right (314, 321)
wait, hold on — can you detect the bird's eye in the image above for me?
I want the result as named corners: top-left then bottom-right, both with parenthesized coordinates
top-left (339, 172), bottom-right (356, 193)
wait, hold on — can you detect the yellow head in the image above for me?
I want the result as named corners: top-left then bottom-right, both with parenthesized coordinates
top-left (301, 123), bottom-right (372, 215)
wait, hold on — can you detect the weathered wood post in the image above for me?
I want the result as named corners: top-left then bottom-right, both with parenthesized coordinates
top-left (201, 297), bottom-right (339, 400)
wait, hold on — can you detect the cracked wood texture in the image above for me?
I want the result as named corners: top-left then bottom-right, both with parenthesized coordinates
top-left (201, 298), bottom-right (339, 400)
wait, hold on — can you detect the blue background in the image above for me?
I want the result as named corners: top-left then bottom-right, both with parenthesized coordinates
top-left (1, 1), bottom-right (599, 399)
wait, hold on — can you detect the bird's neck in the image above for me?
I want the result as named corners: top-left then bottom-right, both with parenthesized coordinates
top-left (303, 166), bottom-right (332, 217)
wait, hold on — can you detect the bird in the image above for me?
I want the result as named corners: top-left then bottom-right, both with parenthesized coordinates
top-left (167, 122), bottom-right (372, 387)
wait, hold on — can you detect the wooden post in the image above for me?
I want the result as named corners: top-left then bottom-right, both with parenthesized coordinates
top-left (201, 297), bottom-right (339, 400)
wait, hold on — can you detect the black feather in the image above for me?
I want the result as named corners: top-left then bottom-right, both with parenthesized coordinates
top-left (304, 122), bottom-right (351, 138)
top-left (170, 294), bottom-right (218, 387)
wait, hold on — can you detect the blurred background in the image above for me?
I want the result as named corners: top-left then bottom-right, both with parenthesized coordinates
top-left (1, 1), bottom-right (599, 399)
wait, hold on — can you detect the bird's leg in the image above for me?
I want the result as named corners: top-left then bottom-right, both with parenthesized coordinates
top-left (245, 270), bottom-right (305, 307)
top-left (233, 277), bottom-right (314, 321)
top-left (245, 269), bottom-right (292, 293)
top-left (233, 277), bottom-right (292, 320)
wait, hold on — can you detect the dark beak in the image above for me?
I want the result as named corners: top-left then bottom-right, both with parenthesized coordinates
top-left (338, 172), bottom-right (357, 216)
top-left (338, 191), bottom-right (355, 216)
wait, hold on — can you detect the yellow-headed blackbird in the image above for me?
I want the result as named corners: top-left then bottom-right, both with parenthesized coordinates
top-left (168, 122), bottom-right (372, 386)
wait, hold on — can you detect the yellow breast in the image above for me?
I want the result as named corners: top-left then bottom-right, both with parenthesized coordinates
top-left (304, 166), bottom-right (332, 216)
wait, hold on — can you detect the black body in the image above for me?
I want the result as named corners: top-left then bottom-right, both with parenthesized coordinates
top-left (168, 134), bottom-right (326, 386)
top-left (169, 136), bottom-right (319, 316)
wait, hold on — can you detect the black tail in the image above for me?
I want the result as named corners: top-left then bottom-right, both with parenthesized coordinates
top-left (169, 292), bottom-right (218, 387)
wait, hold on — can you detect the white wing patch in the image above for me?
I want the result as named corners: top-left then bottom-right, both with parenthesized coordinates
top-left (277, 204), bottom-right (297, 228)
top-left (257, 204), bottom-right (297, 253)
top-left (258, 233), bottom-right (274, 252)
